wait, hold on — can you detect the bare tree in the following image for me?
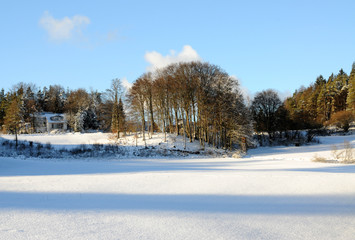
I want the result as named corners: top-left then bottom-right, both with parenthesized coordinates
top-left (127, 77), bottom-right (147, 147)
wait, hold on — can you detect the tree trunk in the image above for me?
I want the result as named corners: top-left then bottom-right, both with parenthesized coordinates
top-left (140, 108), bottom-right (146, 148)
top-left (15, 126), bottom-right (18, 148)
top-left (185, 108), bottom-right (193, 143)
top-left (149, 96), bottom-right (154, 138)
top-left (175, 109), bottom-right (179, 135)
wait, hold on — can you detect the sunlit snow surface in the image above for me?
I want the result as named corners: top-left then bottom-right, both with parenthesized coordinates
top-left (0, 133), bottom-right (354, 239)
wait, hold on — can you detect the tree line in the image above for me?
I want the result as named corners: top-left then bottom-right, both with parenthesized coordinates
top-left (284, 63), bottom-right (354, 132)
top-left (250, 62), bottom-right (354, 141)
top-left (0, 61), bottom-right (354, 149)
top-left (0, 81), bottom-right (125, 135)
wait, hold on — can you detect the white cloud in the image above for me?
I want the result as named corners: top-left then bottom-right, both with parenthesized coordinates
top-left (122, 77), bottom-right (133, 90)
top-left (144, 45), bottom-right (202, 72)
top-left (39, 11), bottom-right (90, 41)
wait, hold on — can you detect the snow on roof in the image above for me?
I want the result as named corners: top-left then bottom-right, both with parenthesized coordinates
top-left (34, 112), bottom-right (66, 123)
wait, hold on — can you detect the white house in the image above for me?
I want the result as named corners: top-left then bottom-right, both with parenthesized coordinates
top-left (33, 112), bottom-right (67, 133)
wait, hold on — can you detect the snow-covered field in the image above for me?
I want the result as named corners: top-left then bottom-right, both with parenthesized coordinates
top-left (0, 132), bottom-right (212, 152)
top-left (0, 133), bottom-right (354, 239)
top-left (1, 132), bottom-right (113, 149)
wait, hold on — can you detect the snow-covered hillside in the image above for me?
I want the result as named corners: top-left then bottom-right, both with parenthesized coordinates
top-left (0, 133), bottom-right (354, 239)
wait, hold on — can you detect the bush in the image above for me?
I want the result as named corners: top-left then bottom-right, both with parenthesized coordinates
top-left (343, 141), bottom-right (354, 163)
top-left (312, 154), bottom-right (328, 163)
top-left (45, 142), bottom-right (52, 150)
top-left (326, 111), bottom-right (354, 132)
top-left (330, 141), bottom-right (354, 163)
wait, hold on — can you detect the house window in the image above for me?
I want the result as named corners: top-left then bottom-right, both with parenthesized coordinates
top-left (52, 123), bottom-right (63, 129)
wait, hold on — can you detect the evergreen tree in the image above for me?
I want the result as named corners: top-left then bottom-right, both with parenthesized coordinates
top-left (36, 89), bottom-right (45, 112)
top-left (308, 85), bottom-right (320, 123)
top-left (331, 69), bottom-right (348, 113)
top-left (316, 84), bottom-right (327, 122)
top-left (347, 62), bottom-right (355, 114)
top-left (74, 110), bottom-right (87, 132)
top-left (4, 95), bottom-right (22, 146)
top-left (111, 91), bottom-right (119, 137)
top-left (286, 63), bottom-right (353, 128)
top-left (42, 86), bottom-right (49, 111)
top-left (324, 74), bottom-right (335, 120)
top-left (23, 86), bottom-right (37, 133)
top-left (315, 75), bottom-right (326, 86)
top-left (0, 88), bottom-right (6, 127)
top-left (118, 97), bottom-right (126, 137)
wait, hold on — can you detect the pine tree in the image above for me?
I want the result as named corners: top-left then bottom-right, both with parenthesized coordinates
top-left (347, 62), bottom-right (355, 114)
top-left (315, 75), bottom-right (326, 86)
top-left (74, 110), bottom-right (87, 132)
top-left (111, 91), bottom-right (119, 138)
top-left (324, 74), bottom-right (336, 120)
top-left (331, 69), bottom-right (348, 113)
top-left (308, 85), bottom-right (320, 123)
top-left (316, 83), bottom-right (326, 122)
top-left (0, 88), bottom-right (6, 127)
top-left (36, 89), bottom-right (45, 112)
top-left (42, 87), bottom-right (49, 112)
top-left (4, 95), bottom-right (22, 147)
top-left (118, 97), bottom-right (125, 137)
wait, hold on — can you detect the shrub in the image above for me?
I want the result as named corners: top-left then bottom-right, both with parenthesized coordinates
top-left (326, 111), bottom-right (354, 132)
top-left (36, 143), bottom-right (43, 156)
top-left (45, 142), bottom-right (52, 150)
top-left (312, 154), bottom-right (328, 163)
top-left (343, 141), bottom-right (354, 163)
top-left (330, 141), bottom-right (354, 163)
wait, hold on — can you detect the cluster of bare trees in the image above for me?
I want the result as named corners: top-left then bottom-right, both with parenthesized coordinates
top-left (127, 61), bottom-right (252, 149)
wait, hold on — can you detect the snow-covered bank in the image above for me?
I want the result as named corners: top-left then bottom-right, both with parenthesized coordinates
top-left (0, 132), bottom-right (112, 149)
top-left (0, 132), bottom-right (222, 159)
top-left (1, 132), bottom-right (354, 162)
top-left (248, 134), bottom-right (355, 162)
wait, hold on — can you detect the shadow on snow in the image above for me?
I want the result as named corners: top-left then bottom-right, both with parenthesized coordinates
top-left (1, 157), bottom-right (355, 177)
top-left (1, 191), bottom-right (354, 216)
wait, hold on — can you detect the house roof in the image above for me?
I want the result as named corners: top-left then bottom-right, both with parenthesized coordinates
top-left (34, 112), bottom-right (67, 123)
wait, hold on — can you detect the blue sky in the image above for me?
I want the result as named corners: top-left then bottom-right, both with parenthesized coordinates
top-left (1, 0), bottom-right (354, 98)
